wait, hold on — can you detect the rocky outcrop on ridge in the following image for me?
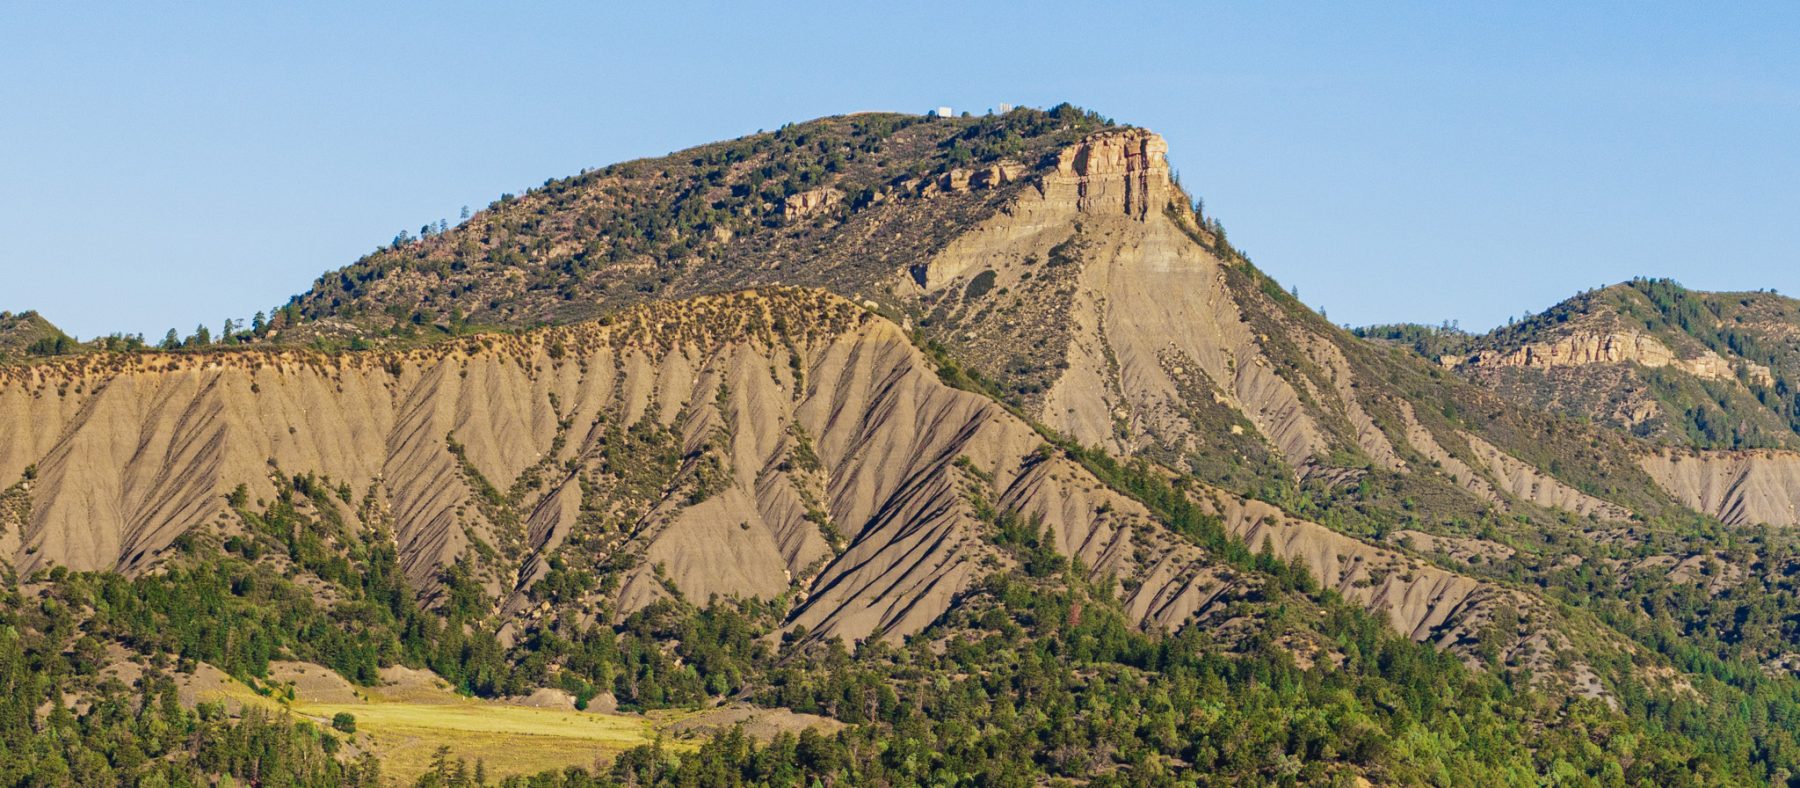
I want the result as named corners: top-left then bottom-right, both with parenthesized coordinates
top-left (908, 128), bottom-right (1361, 475)
top-left (1451, 329), bottom-right (1771, 386)
top-left (1435, 282), bottom-right (1800, 451)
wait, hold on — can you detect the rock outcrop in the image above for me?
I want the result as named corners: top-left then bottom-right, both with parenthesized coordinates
top-left (1044, 129), bottom-right (1171, 219)
top-left (1438, 284), bottom-right (1800, 453)
top-left (1453, 330), bottom-right (1770, 385)
top-left (1639, 449), bottom-right (1800, 526)
top-left (780, 188), bottom-right (841, 220)
top-left (907, 128), bottom-right (1338, 471)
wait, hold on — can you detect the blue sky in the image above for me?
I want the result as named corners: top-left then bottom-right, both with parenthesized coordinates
top-left (3, 3), bottom-right (1796, 339)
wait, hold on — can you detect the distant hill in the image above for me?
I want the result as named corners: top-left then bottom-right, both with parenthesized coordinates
top-left (1442, 279), bottom-right (1800, 450)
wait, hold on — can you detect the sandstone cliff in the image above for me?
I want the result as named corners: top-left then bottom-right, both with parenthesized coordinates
top-left (1454, 329), bottom-right (1772, 386)
top-left (906, 129), bottom-right (1392, 478)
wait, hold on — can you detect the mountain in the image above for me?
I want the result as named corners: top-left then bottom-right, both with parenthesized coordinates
top-left (276, 109), bottom-right (1690, 531)
top-left (7, 107), bottom-right (1800, 785)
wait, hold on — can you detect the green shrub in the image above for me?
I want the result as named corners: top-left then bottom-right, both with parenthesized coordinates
top-left (965, 270), bottom-right (997, 300)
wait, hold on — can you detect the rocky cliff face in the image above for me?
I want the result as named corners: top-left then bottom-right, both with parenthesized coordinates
top-left (907, 128), bottom-right (1354, 474)
top-left (896, 126), bottom-right (1644, 545)
top-left (1453, 329), bottom-right (1771, 386)
top-left (1045, 129), bottom-right (1171, 219)
top-left (1639, 449), bottom-right (1800, 526)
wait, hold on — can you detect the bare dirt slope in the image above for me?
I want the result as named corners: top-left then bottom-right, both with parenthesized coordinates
top-left (1638, 449), bottom-right (1800, 526)
top-left (0, 290), bottom-right (1243, 644)
top-left (0, 288), bottom-right (1559, 669)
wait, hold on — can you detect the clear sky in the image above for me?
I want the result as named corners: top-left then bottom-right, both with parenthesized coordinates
top-left (3, 3), bottom-right (1796, 339)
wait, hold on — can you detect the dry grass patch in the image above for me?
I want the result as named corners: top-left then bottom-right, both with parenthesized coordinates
top-left (181, 661), bottom-right (675, 784)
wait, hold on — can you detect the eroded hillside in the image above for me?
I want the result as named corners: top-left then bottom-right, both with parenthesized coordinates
top-left (1639, 448), bottom-right (1800, 526)
top-left (1, 290), bottom-right (1231, 643)
top-left (1, 287), bottom-right (1613, 688)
